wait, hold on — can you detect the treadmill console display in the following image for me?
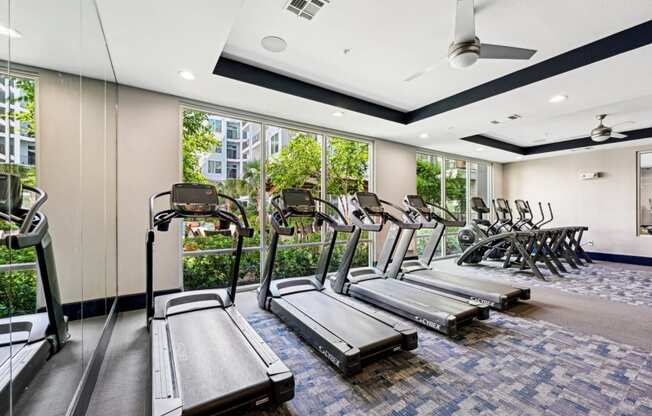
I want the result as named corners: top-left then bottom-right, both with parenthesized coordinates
top-left (281, 188), bottom-right (315, 215)
top-left (171, 183), bottom-right (219, 215)
top-left (406, 195), bottom-right (430, 215)
top-left (0, 173), bottom-right (23, 214)
top-left (355, 192), bottom-right (384, 215)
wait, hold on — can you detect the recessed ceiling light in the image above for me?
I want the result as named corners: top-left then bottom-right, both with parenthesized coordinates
top-left (476, 147), bottom-right (484, 152)
top-left (332, 111), bottom-right (344, 117)
top-left (0, 24), bottom-right (21, 38)
top-left (261, 36), bottom-right (287, 53)
top-left (549, 94), bottom-right (568, 103)
top-left (419, 132), bottom-right (429, 139)
top-left (178, 70), bottom-right (195, 80)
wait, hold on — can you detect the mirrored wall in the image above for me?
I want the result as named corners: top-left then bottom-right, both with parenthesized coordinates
top-left (0, 0), bottom-right (118, 415)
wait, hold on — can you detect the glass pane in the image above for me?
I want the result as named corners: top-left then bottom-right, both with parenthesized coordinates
top-left (416, 153), bottom-right (442, 204)
top-left (445, 159), bottom-right (467, 255)
top-left (181, 110), bottom-right (262, 252)
top-left (0, 75), bottom-right (38, 321)
top-left (416, 153), bottom-right (443, 257)
top-left (326, 136), bottom-right (370, 243)
top-left (329, 240), bottom-right (371, 272)
top-left (183, 250), bottom-right (261, 290)
top-left (264, 125), bottom-right (322, 246)
top-left (469, 162), bottom-right (491, 223)
top-left (640, 152), bottom-right (652, 235)
top-left (273, 245), bottom-right (322, 279)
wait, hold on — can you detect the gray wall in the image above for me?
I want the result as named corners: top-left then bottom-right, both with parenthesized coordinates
top-left (503, 146), bottom-right (651, 257)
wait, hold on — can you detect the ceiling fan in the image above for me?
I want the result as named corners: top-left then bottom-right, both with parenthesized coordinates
top-left (590, 114), bottom-right (632, 142)
top-left (404, 0), bottom-right (537, 81)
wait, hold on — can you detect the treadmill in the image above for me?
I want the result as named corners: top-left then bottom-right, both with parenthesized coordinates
top-left (0, 174), bottom-right (69, 415)
top-left (387, 194), bottom-right (530, 311)
top-left (147, 183), bottom-right (294, 416)
top-left (257, 188), bottom-right (417, 376)
top-left (331, 192), bottom-right (489, 337)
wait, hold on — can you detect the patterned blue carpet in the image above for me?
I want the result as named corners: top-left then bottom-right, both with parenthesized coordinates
top-left (245, 310), bottom-right (652, 416)
top-left (442, 260), bottom-right (652, 308)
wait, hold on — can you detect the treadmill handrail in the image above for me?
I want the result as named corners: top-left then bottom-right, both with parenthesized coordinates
top-left (378, 199), bottom-right (421, 230)
top-left (147, 187), bottom-right (252, 323)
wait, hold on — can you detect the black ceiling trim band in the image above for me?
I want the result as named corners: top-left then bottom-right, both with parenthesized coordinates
top-left (406, 20), bottom-right (652, 123)
top-left (213, 57), bottom-right (406, 124)
top-left (214, 21), bottom-right (652, 126)
top-left (459, 135), bottom-right (526, 155)
top-left (462, 127), bottom-right (652, 155)
top-left (526, 127), bottom-right (652, 154)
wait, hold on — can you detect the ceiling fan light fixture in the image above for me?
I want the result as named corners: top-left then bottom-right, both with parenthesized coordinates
top-left (590, 130), bottom-right (611, 142)
top-left (448, 40), bottom-right (480, 69)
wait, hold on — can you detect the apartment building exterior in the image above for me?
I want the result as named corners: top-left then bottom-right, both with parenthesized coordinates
top-left (0, 76), bottom-right (36, 167)
top-left (201, 115), bottom-right (291, 182)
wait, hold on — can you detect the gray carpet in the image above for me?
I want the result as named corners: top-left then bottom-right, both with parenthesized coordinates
top-left (6, 315), bottom-right (106, 416)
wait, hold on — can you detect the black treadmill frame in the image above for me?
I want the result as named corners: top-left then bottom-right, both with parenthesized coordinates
top-left (147, 186), bottom-right (294, 416)
top-left (257, 190), bottom-right (416, 375)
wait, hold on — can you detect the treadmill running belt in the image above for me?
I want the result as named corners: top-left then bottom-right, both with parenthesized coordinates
top-left (410, 271), bottom-right (522, 299)
top-left (284, 292), bottom-right (402, 354)
top-left (168, 308), bottom-right (271, 413)
top-left (359, 279), bottom-right (479, 320)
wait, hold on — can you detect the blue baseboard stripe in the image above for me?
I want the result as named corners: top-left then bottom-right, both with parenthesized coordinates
top-left (586, 251), bottom-right (652, 266)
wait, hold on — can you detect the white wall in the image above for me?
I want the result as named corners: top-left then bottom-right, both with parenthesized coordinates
top-left (116, 86), bottom-right (181, 295)
top-left (374, 140), bottom-right (416, 258)
top-left (503, 146), bottom-right (650, 257)
top-left (39, 69), bottom-right (117, 304)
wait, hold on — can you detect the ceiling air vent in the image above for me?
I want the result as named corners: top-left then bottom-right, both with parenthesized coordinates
top-left (285, 0), bottom-right (330, 20)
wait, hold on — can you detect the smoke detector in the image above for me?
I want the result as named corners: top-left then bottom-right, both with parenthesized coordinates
top-left (285, 0), bottom-right (330, 20)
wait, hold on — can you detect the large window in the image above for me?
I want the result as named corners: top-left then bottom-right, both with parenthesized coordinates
top-left (416, 154), bottom-right (442, 253)
top-left (181, 108), bottom-right (373, 289)
top-left (639, 152), bottom-right (652, 236)
top-left (181, 110), bottom-right (262, 289)
top-left (444, 158), bottom-right (467, 255)
top-left (0, 75), bottom-right (37, 318)
top-left (416, 152), bottom-right (492, 258)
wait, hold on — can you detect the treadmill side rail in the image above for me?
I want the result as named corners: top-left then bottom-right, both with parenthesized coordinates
top-left (270, 298), bottom-right (362, 375)
top-left (225, 307), bottom-right (295, 403)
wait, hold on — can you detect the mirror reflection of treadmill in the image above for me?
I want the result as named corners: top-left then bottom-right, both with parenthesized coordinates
top-left (396, 194), bottom-right (531, 311)
top-left (0, 174), bottom-right (69, 415)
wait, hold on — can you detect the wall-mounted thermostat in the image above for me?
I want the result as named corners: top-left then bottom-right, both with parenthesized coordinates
top-left (580, 172), bottom-right (601, 180)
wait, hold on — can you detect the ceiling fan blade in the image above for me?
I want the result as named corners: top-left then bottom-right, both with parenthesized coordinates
top-left (479, 43), bottom-right (537, 60)
top-left (404, 70), bottom-right (428, 82)
top-left (611, 132), bottom-right (627, 139)
top-left (454, 0), bottom-right (476, 43)
top-left (611, 120), bottom-right (635, 128)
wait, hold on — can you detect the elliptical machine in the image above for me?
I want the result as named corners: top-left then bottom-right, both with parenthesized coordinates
top-left (458, 197), bottom-right (508, 262)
